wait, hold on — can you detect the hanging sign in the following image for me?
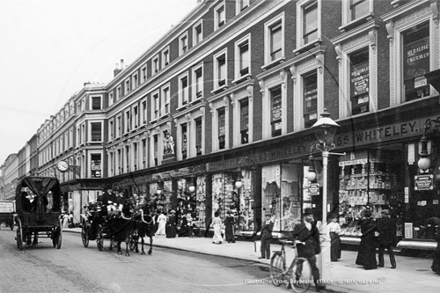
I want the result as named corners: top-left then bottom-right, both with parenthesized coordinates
top-left (414, 174), bottom-right (434, 190)
top-left (309, 183), bottom-right (320, 196)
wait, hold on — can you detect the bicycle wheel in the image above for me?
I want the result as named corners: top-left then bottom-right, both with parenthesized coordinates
top-left (270, 253), bottom-right (285, 287)
top-left (290, 257), bottom-right (312, 293)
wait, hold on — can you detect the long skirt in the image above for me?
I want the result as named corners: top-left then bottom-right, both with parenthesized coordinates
top-left (330, 232), bottom-right (342, 261)
top-left (166, 223), bottom-right (177, 238)
top-left (212, 224), bottom-right (223, 244)
top-left (156, 221), bottom-right (166, 236)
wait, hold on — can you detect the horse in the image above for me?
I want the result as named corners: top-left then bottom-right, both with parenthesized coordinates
top-left (105, 200), bottom-right (134, 256)
top-left (132, 204), bottom-right (155, 255)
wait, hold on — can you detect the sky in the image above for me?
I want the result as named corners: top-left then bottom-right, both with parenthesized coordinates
top-left (0, 0), bottom-right (200, 165)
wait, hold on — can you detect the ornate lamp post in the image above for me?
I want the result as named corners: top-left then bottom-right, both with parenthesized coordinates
top-left (307, 110), bottom-right (342, 280)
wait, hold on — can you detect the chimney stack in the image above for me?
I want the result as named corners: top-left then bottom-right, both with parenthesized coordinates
top-left (113, 61), bottom-right (122, 77)
top-left (120, 59), bottom-right (124, 69)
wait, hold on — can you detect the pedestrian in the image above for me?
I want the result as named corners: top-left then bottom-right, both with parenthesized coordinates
top-left (211, 211), bottom-right (223, 244)
top-left (355, 207), bottom-right (378, 270)
top-left (258, 213), bottom-right (274, 259)
top-left (291, 208), bottom-right (325, 292)
top-left (376, 209), bottom-right (397, 269)
top-left (155, 211), bottom-right (167, 236)
top-left (166, 210), bottom-right (177, 238)
top-left (328, 213), bottom-right (342, 262)
top-left (428, 217), bottom-right (440, 274)
top-left (224, 210), bottom-right (235, 243)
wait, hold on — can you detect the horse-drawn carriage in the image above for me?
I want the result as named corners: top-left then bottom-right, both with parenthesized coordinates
top-left (0, 200), bottom-right (15, 230)
top-left (14, 176), bottom-right (63, 250)
top-left (81, 199), bottom-right (155, 256)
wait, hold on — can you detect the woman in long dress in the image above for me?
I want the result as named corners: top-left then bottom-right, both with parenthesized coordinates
top-left (224, 211), bottom-right (235, 243)
top-left (211, 212), bottom-right (223, 244)
top-left (328, 214), bottom-right (342, 261)
top-left (155, 211), bottom-right (167, 236)
top-left (355, 209), bottom-right (377, 270)
top-left (166, 210), bottom-right (177, 238)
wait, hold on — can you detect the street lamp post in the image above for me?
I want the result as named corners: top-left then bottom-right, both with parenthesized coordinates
top-left (307, 110), bottom-right (343, 280)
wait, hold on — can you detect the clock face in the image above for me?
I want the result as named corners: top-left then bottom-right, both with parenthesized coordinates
top-left (57, 160), bottom-right (69, 172)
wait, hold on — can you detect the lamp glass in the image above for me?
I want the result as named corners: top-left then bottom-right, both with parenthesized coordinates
top-left (188, 183), bottom-right (196, 193)
top-left (235, 178), bottom-right (243, 189)
top-left (418, 157), bottom-right (431, 170)
top-left (312, 111), bottom-right (340, 146)
top-left (306, 169), bottom-right (317, 181)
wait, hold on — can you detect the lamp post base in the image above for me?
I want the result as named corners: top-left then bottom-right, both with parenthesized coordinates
top-left (318, 224), bottom-right (331, 281)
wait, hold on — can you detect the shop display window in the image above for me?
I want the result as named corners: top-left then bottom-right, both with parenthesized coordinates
top-left (177, 176), bottom-right (207, 228)
top-left (262, 164), bottom-right (302, 232)
top-left (338, 149), bottom-right (403, 237)
top-left (149, 181), bottom-right (172, 212)
top-left (237, 170), bottom-right (254, 232)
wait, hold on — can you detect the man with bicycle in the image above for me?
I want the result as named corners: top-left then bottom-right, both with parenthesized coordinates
top-left (291, 208), bottom-right (326, 292)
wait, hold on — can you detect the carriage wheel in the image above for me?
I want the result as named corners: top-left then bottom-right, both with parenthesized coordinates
top-left (16, 220), bottom-right (23, 251)
top-left (81, 221), bottom-right (89, 248)
top-left (97, 226), bottom-right (103, 251)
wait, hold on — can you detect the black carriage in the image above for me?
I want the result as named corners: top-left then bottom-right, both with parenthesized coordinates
top-left (0, 200), bottom-right (15, 230)
top-left (80, 202), bottom-right (105, 251)
top-left (14, 176), bottom-right (63, 250)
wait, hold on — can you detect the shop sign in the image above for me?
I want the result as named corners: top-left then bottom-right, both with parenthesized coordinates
top-left (309, 183), bottom-right (320, 196)
top-left (414, 174), bottom-right (434, 191)
top-left (351, 61), bottom-right (369, 96)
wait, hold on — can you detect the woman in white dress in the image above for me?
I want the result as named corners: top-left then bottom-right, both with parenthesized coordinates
top-left (155, 211), bottom-right (167, 236)
top-left (211, 211), bottom-right (223, 244)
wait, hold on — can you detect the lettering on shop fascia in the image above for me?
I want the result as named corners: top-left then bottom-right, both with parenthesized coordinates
top-left (207, 143), bottom-right (310, 171)
top-left (334, 119), bottom-right (424, 148)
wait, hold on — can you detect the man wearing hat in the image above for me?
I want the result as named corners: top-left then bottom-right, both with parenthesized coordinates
top-left (258, 212), bottom-right (274, 259)
top-left (292, 208), bottom-right (325, 292)
top-left (376, 209), bottom-right (397, 268)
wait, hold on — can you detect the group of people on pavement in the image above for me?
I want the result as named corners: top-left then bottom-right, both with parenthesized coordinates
top-left (355, 207), bottom-right (397, 270)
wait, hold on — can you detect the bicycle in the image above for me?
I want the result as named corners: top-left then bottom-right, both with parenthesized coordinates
top-left (270, 239), bottom-right (312, 292)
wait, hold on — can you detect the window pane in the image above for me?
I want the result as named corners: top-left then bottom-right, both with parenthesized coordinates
top-left (270, 23), bottom-right (282, 60)
top-left (91, 154), bottom-right (101, 178)
top-left (271, 86), bottom-right (282, 137)
top-left (351, 0), bottom-right (369, 20)
top-left (304, 2), bottom-right (318, 43)
top-left (92, 97), bottom-right (101, 110)
top-left (303, 72), bottom-right (318, 128)
top-left (240, 43), bottom-right (249, 72)
top-left (91, 123), bottom-right (101, 141)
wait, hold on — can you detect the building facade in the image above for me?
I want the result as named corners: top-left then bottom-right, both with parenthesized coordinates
top-left (2, 0), bottom-right (440, 250)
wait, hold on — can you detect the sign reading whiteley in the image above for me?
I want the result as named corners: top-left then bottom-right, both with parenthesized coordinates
top-left (414, 174), bottom-right (434, 191)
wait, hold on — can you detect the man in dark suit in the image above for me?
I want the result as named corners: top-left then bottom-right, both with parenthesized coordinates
top-left (377, 209), bottom-right (397, 268)
top-left (259, 213), bottom-right (274, 259)
top-left (291, 208), bottom-right (325, 292)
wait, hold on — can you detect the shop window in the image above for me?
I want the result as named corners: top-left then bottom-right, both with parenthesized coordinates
top-left (218, 108), bottom-right (226, 150)
top-left (303, 1), bottom-right (318, 44)
top-left (303, 71), bottom-right (318, 128)
top-left (350, 48), bottom-right (370, 115)
top-left (262, 164), bottom-right (301, 232)
top-left (195, 118), bottom-right (202, 156)
top-left (338, 150), bottom-right (403, 238)
top-left (240, 99), bottom-right (249, 144)
top-left (91, 154), bottom-right (101, 178)
top-left (350, 0), bottom-right (369, 21)
top-left (270, 86), bottom-right (282, 137)
top-left (403, 22), bottom-right (430, 102)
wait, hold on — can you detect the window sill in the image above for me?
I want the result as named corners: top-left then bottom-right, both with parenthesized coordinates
top-left (261, 57), bottom-right (285, 71)
top-left (293, 39), bottom-right (322, 56)
top-left (211, 84), bottom-right (228, 95)
top-left (232, 73), bottom-right (252, 85)
top-left (177, 104), bottom-right (188, 112)
top-left (150, 119), bottom-right (158, 124)
top-left (339, 13), bottom-right (374, 33)
top-left (190, 97), bottom-right (203, 106)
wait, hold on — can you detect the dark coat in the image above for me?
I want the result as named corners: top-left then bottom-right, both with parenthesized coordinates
top-left (224, 215), bottom-right (235, 242)
top-left (355, 218), bottom-right (377, 270)
top-left (377, 217), bottom-right (396, 246)
top-left (291, 222), bottom-right (321, 258)
top-left (260, 220), bottom-right (274, 240)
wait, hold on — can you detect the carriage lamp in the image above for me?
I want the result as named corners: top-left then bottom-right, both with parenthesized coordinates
top-left (418, 134), bottom-right (432, 171)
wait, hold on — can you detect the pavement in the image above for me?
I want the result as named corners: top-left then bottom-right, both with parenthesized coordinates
top-left (63, 227), bottom-right (440, 293)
